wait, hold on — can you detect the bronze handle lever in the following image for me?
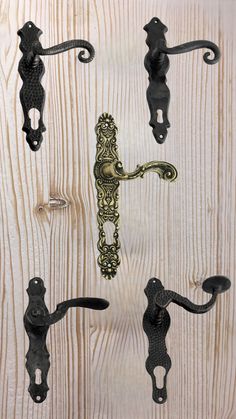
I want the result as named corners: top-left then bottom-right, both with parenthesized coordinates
top-left (94, 113), bottom-right (177, 279)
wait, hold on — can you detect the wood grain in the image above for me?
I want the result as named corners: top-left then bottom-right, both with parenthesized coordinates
top-left (0, 0), bottom-right (235, 418)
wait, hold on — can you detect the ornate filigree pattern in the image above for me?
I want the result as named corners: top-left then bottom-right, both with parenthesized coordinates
top-left (94, 113), bottom-right (177, 279)
top-left (94, 114), bottom-right (120, 279)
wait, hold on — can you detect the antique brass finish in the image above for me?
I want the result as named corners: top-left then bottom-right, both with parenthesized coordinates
top-left (99, 160), bottom-right (176, 181)
top-left (94, 113), bottom-right (178, 279)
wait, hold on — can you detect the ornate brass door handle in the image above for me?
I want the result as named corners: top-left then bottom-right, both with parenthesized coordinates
top-left (24, 278), bottom-right (109, 403)
top-left (94, 113), bottom-right (177, 279)
top-left (143, 275), bottom-right (231, 404)
top-left (18, 21), bottom-right (95, 151)
top-left (144, 17), bottom-right (220, 144)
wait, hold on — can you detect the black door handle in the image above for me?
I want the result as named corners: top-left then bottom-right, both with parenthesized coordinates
top-left (144, 17), bottom-right (220, 144)
top-left (24, 277), bottom-right (109, 403)
top-left (18, 21), bottom-right (95, 151)
top-left (143, 275), bottom-right (231, 404)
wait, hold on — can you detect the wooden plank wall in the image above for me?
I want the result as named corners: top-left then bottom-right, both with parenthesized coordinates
top-left (0, 0), bottom-right (235, 418)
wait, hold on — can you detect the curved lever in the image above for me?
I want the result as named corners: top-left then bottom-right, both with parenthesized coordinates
top-left (155, 275), bottom-right (231, 314)
top-left (94, 113), bottom-right (178, 279)
top-left (29, 296), bottom-right (109, 326)
top-left (157, 40), bottom-right (220, 65)
top-left (17, 21), bottom-right (95, 151)
top-left (29, 39), bottom-right (95, 65)
top-left (18, 21), bottom-right (95, 66)
top-left (100, 160), bottom-right (177, 182)
top-left (143, 276), bottom-right (231, 404)
top-left (24, 278), bottom-right (109, 403)
top-left (144, 17), bottom-right (221, 144)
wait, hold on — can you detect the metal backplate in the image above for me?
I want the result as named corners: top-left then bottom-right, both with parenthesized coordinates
top-left (144, 18), bottom-right (170, 144)
top-left (24, 278), bottom-right (50, 403)
top-left (94, 113), bottom-right (120, 279)
top-left (94, 114), bottom-right (178, 279)
top-left (143, 278), bottom-right (171, 404)
top-left (18, 22), bottom-right (46, 151)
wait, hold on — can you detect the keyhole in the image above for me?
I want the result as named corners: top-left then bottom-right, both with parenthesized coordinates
top-left (35, 368), bottom-right (42, 385)
top-left (154, 366), bottom-right (165, 389)
top-left (156, 109), bottom-right (163, 124)
top-left (28, 108), bottom-right (40, 130)
top-left (103, 221), bottom-right (115, 245)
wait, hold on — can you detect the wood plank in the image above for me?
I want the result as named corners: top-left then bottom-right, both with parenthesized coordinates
top-left (0, 0), bottom-right (235, 418)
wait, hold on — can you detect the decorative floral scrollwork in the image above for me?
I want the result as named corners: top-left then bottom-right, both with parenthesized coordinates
top-left (94, 113), bottom-right (177, 279)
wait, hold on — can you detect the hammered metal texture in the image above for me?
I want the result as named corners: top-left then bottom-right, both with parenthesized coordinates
top-left (18, 21), bottom-right (95, 151)
top-left (18, 22), bottom-right (46, 151)
top-left (24, 278), bottom-right (50, 403)
top-left (143, 278), bottom-right (171, 404)
top-left (144, 18), bottom-right (170, 144)
top-left (144, 17), bottom-right (221, 144)
top-left (24, 278), bottom-right (109, 403)
top-left (143, 276), bottom-right (230, 404)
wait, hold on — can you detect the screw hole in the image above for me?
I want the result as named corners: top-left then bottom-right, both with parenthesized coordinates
top-left (36, 396), bottom-right (41, 401)
top-left (159, 134), bottom-right (164, 139)
top-left (158, 397), bottom-right (163, 402)
top-left (28, 24), bottom-right (32, 28)
top-left (34, 280), bottom-right (38, 284)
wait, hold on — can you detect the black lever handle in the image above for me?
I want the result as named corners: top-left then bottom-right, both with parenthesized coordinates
top-left (18, 21), bottom-right (95, 66)
top-left (18, 21), bottom-right (95, 151)
top-left (143, 276), bottom-right (231, 404)
top-left (24, 278), bottom-right (109, 403)
top-left (144, 17), bottom-right (221, 144)
top-left (154, 39), bottom-right (220, 65)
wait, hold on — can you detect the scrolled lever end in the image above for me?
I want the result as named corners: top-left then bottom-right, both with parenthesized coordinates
top-left (202, 275), bottom-right (231, 295)
top-left (202, 48), bottom-right (221, 65)
top-left (159, 40), bottom-right (221, 65)
top-left (77, 43), bottom-right (95, 63)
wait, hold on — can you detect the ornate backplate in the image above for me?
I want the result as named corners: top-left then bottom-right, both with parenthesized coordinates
top-left (94, 114), bottom-right (120, 279)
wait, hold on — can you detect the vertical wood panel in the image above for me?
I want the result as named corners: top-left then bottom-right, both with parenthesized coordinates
top-left (0, 0), bottom-right (235, 418)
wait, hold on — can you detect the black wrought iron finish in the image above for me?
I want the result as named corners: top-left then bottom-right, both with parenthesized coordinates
top-left (18, 21), bottom-right (95, 151)
top-left (94, 113), bottom-right (177, 279)
top-left (143, 275), bottom-right (231, 404)
top-left (144, 17), bottom-right (221, 144)
top-left (24, 278), bottom-right (109, 403)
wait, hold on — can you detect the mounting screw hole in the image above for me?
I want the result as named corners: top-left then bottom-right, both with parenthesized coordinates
top-left (33, 141), bottom-right (38, 146)
top-left (36, 396), bottom-right (41, 401)
top-left (158, 397), bottom-right (163, 402)
top-left (159, 134), bottom-right (164, 139)
top-left (34, 280), bottom-right (38, 284)
top-left (154, 20), bottom-right (158, 24)
top-left (28, 24), bottom-right (32, 28)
